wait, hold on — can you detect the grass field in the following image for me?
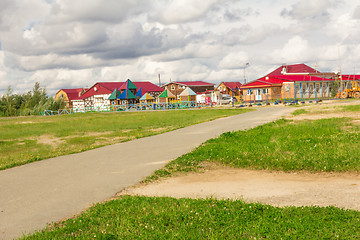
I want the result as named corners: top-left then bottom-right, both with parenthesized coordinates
top-left (24, 196), bottom-right (360, 239)
top-left (0, 108), bottom-right (250, 170)
top-left (147, 105), bottom-right (360, 181)
top-left (20, 103), bottom-right (360, 239)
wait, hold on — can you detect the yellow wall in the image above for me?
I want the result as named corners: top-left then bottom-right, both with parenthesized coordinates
top-left (55, 90), bottom-right (69, 102)
top-left (216, 83), bottom-right (242, 101)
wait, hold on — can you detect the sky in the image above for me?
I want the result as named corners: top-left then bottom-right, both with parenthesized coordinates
top-left (0, 0), bottom-right (359, 95)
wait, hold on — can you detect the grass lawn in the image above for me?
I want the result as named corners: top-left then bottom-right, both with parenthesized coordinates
top-left (21, 104), bottom-right (360, 239)
top-left (24, 196), bottom-right (360, 239)
top-left (0, 108), bottom-right (250, 170)
top-left (147, 106), bottom-right (360, 181)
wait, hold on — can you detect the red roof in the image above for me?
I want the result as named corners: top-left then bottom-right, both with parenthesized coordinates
top-left (341, 75), bottom-right (360, 80)
top-left (133, 82), bottom-right (164, 93)
top-left (220, 82), bottom-right (242, 89)
top-left (272, 75), bottom-right (334, 82)
top-left (241, 77), bottom-right (286, 89)
top-left (267, 64), bottom-right (318, 76)
top-left (61, 88), bottom-right (87, 101)
top-left (241, 74), bottom-right (335, 89)
top-left (173, 81), bottom-right (215, 86)
top-left (80, 81), bottom-right (163, 100)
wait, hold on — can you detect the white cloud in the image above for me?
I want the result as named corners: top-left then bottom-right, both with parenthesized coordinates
top-left (218, 51), bottom-right (249, 69)
top-left (0, 0), bottom-right (360, 96)
top-left (272, 36), bottom-right (312, 63)
top-left (154, 0), bottom-right (218, 24)
top-left (49, 0), bottom-right (150, 23)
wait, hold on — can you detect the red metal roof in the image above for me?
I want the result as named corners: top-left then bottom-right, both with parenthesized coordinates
top-left (61, 88), bottom-right (87, 101)
top-left (341, 75), bottom-right (360, 80)
top-left (133, 82), bottom-right (164, 93)
top-left (272, 75), bottom-right (334, 82)
top-left (220, 82), bottom-right (242, 89)
top-left (80, 81), bottom-right (163, 100)
top-left (241, 74), bottom-right (335, 89)
top-left (267, 64), bottom-right (318, 76)
top-left (173, 81), bottom-right (215, 86)
top-left (240, 77), bottom-right (288, 89)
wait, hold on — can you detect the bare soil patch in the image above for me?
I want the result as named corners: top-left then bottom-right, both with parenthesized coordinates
top-left (289, 112), bottom-right (360, 121)
top-left (36, 135), bottom-right (65, 147)
top-left (121, 168), bottom-right (360, 210)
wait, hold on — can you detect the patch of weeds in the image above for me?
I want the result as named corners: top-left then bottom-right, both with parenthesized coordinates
top-left (292, 109), bottom-right (308, 116)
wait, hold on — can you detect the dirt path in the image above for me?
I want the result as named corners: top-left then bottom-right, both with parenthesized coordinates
top-left (121, 168), bottom-right (360, 210)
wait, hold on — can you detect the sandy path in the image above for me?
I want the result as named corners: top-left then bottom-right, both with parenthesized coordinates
top-left (121, 168), bottom-right (360, 210)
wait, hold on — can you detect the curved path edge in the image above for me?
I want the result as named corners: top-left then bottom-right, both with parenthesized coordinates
top-left (0, 106), bottom-right (293, 239)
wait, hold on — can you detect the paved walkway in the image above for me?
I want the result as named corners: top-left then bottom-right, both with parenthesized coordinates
top-left (0, 107), bottom-right (293, 239)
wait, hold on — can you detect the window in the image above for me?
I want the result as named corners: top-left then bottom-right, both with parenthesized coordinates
top-left (171, 85), bottom-right (175, 90)
top-left (95, 97), bottom-right (103, 102)
top-left (247, 89), bottom-right (252, 95)
top-left (262, 89), bottom-right (268, 94)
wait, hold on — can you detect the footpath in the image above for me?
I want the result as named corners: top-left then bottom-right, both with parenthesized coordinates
top-left (0, 106), bottom-right (292, 239)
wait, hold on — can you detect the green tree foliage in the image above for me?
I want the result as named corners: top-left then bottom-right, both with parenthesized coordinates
top-left (0, 82), bottom-right (65, 117)
top-left (330, 80), bottom-right (340, 97)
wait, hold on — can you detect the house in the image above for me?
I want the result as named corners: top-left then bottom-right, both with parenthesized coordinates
top-left (161, 81), bottom-right (215, 99)
top-left (139, 93), bottom-right (155, 104)
top-left (240, 64), bottom-right (338, 102)
top-left (179, 87), bottom-right (197, 102)
top-left (77, 80), bottom-right (163, 108)
top-left (158, 89), bottom-right (176, 103)
top-left (240, 77), bottom-right (286, 102)
top-left (216, 82), bottom-right (242, 101)
top-left (55, 88), bottom-right (87, 108)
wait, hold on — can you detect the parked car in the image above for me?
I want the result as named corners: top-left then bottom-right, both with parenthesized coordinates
top-left (219, 94), bottom-right (232, 105)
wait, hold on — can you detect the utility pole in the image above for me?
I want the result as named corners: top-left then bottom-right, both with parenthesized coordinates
top-left (243, 63), bottom-right (249, 84)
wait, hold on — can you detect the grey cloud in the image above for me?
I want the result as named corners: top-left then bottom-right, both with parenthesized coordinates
top-left (353, 6), bottom-right (360, 19)
top-left (49, 0), bottom-right (151, 24)
top-left (94, 24), bottom-right (188, 60)
top-left (207, 5), bottom-right (258, 24)
top-left (281, 0), bottom-right (332, 19)
top-left (222, 24), bottom-right (281, 46)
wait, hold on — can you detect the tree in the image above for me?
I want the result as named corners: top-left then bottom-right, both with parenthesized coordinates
top-left (0, 82), bottom-right (65, 117)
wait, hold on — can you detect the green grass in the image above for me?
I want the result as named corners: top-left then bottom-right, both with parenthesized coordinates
top-left (340, 104), bottom-right (360, 112)
top-left (24, 196), bottom-right (360, 239)
top-left (147, 117), bottom-right (360, 181)
top-left (0, 108), bottom-right (250, 170)
top-left (292, 109), bottom-right (308, 115)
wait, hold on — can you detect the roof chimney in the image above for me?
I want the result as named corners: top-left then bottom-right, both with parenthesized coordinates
top-left (281, 64), bottom-right (287, 75)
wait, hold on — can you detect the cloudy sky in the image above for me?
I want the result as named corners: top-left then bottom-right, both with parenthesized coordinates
top-left (0, 0), bottom-right (359, 95)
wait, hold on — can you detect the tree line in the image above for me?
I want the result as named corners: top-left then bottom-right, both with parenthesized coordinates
top-left (0, 82), bottom-right (65, 117)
